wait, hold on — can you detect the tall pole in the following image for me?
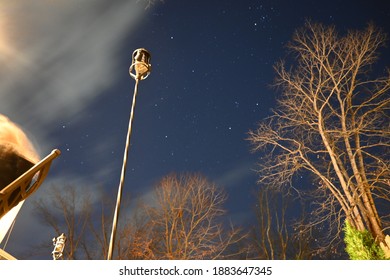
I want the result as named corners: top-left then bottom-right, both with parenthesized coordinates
top-left (107, 78), bottom-right (139, 260)
top-left (107, 48), bottom-right (151, 260)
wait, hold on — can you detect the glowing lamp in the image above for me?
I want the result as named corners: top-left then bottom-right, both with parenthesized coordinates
top-left (52, 233), bottom-right (66, 260)
top-left (129, 48), bottom-right (151, 80)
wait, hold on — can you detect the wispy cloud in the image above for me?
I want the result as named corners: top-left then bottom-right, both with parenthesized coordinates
top-left (0, 0), bottom-right (145, 152)
top-left (0, 0), bottom-right (151, 258)
top-left (214, 160), bottom-right (256, 189)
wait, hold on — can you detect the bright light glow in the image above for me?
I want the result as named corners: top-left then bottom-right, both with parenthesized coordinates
top-left (0, 201), bottom-right (24, 244)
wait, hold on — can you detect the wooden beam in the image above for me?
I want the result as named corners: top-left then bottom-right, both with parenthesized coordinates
top-left (0, 248), bottom-right (16, 260)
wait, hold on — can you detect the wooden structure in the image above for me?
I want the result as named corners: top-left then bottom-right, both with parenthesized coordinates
top-left (0, 149), bottom-right (61, 219)
top-left (0, 149), bottom-right (61, 259)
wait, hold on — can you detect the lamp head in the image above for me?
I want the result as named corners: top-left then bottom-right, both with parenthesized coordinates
top-left (129, 48), bottom-right (151, 80)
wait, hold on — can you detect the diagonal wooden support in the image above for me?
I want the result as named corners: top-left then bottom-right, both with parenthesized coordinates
top-left (0, 149), bottom-right (61, 220)
top-left (0, 248), bottom-right (16, 260)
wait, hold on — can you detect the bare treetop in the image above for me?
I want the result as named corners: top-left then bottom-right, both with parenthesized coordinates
top-left (249, 21), bottom-right (389, 247)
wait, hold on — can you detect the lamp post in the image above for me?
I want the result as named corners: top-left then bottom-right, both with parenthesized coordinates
top-left (52, 233), bottom-right (66, 260)
top-left (107, 48), bottom-right (151, 260)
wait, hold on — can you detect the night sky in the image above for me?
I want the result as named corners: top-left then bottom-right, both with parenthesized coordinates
top-left (1, 0), bottom-right (389, 259)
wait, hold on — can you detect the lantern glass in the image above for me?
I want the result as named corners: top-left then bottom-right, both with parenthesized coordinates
top-left (129, 48), bottom-right (151, 80)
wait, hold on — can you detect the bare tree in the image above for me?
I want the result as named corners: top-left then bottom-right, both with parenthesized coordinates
top-left (33, 185), bottom-right (91, 259)
top-left (82, 191), bottom-right (114, 260)
top-left (252, 188), bottom-right (290, 259)
top-left (248, 21), bottom-right (390, 248)
top-left (136, 173), bottom-right (247, 259)
top-left (116, 205), bottom-right (157, 260)
top-left (139, 0), bottom-right (164, 9)
top-left (31, 175), bottom-right (247, 260)
top-left (252, 188), bottom-right (321, 259)
top-left (32, 186), bottom-right (135, 260)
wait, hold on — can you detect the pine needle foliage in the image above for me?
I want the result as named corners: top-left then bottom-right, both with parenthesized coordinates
top-left (343, 221), bottom-right (387, 260)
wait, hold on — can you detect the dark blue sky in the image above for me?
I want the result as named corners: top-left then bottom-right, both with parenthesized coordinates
top-left (1, 0), bottom-right (389, 259)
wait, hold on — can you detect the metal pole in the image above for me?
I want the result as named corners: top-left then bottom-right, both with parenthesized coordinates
top-left (107, 78), bottom-right (140, 260)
